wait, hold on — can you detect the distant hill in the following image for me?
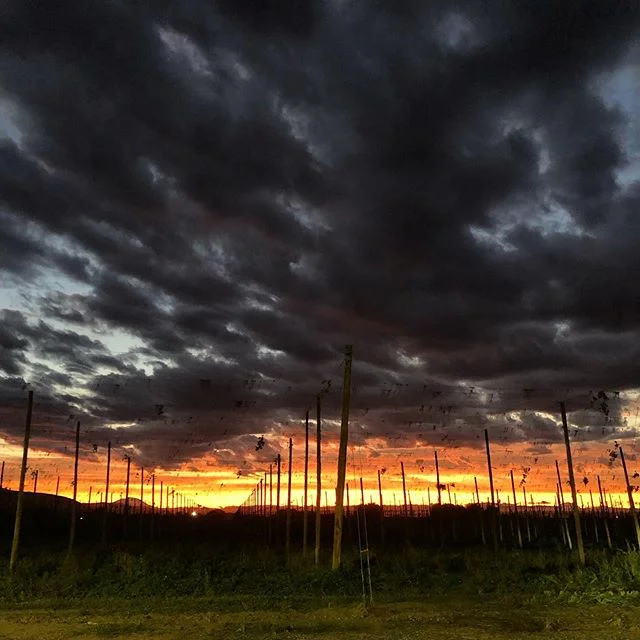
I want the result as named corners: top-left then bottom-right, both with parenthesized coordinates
top-left (0, 487), bottom-right (74, 510)
top-left (0, 488), bottom-right (239, 514)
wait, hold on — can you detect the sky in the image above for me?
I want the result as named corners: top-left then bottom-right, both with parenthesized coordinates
top-left (1, 1), bottom-right (640, 509)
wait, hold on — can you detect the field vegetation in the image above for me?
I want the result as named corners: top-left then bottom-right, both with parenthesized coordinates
top-left (2, 543), bottom-right (640, 638)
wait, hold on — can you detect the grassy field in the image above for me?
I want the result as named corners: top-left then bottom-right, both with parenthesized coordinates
top-left (1, 595), bottom-right (639, 639)
top-left (2, 546), bottom-right (640, 638)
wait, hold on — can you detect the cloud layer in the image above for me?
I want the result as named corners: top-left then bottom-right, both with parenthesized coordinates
top-left (1, 1), bottom-right (640, 477)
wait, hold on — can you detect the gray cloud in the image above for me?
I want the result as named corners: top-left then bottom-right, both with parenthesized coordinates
top-left (0, 1), bottom-right (639, 468)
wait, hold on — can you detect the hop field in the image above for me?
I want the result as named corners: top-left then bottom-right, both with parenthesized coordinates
top-left (2, 546), bottom-right (640, 639)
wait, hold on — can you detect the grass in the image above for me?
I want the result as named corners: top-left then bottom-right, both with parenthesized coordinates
top-left (1, 596), bottom-right (639, 639)
top-left (1, 546), bottom-right (640, 638)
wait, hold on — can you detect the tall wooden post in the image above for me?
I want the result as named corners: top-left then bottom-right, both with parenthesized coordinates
top-left (560, 401), bottom-right (585, 565)
top-left (475, 476), bottom-right (486, 545)
top-left (400, 461), bottom-right (408, 516)
top-left (619, 446), bottom-right (640, 549)
top-left (523, 486), bottom-right (532, 543)
top-left (124, 456), bottom-right (131, 517)
top-left (359, 476), bottom-right (373, 603)
top-left (484, 430), bottom-right (495, 507)
top-left (140, 466), bottom-right (144, 514)
top-left (101, 441), bottom-right (111, 544)
top-left (484, 428), bottom-right (498, 551)
top-left (435, 451), bottom-right (441, 505)
top-left (0, 461), bottom-right (4, 488)
top-left (314, 394), bottom-right (322, 566)
top-left (597, 474), bottom-right (606, 512)
top-left (258, 480), bottom-right (262, 516)
top-left (150, 474), bottom-right (156, 539)
top-left (67, 420), bottom-right (81, 555)
top-left (32, 469), bottom-right (38, 493)
top-left (510, 469), bottom-right (523, 548)
top-left (303, 409), bottom-right (309, 556)
top-left (555, 460), bottom-right (566, 511)
top-left (263, 473), bottom-right (267, 517)
top-left (589, 489), bottom-right (600, 544)
top-left (286, 437), bottom-right (293, 561)
top-left (269, 464), bottom-right (273, 515)
top-left (276, 454), bottom-right (281, 512)
top-left (9, 390), bottom-right (34, 573)
top-left (332, 344), bottom-right (353, 571)
top-left (377, 468), bottom-right (385, 544)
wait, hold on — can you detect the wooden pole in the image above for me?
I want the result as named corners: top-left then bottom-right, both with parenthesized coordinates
top-left (555, 460), bottom-right (566, 511)
top-left (597, 474), bottom-right (606, 512)
top-left (400, 461), bottom-right (408, 516)
top-left (286, 437), bottom-right (293, 562)
top-left (475, 476), bottom-right (486, 545)
top-left (140, 466), bottom-right (144, 514)
top-left (435, 450), bottom-right (441, 505)
top-left (276, 454), bottom-right (281, 512)
top-left (150, 474), bottom-right (155, 539)
top-left (619, 446), bottom-right (640, 549)
top-left (588, 488), bottom-right (599, 544)
top-left (269, 464), bottom-right (273, 515)
top-left (124, 456), bottom-right (131, 518)
top-left (523, 486), bottom-right (531, 543)
top-left (377, 468), bottom-right (384, 544)
top-left (510, 469), bottom-right (523, 548)
top-left (560, 401), bottom-right (585, 565)
top-left (9, 390), bottom-right (34, 573)
top-left (359, 476), bottom-right (373, 604)
top-left (0, 461), bottom-right (4, 488)
top-left (484, 428), bottom-right (498, 551)
top-left (67, 420), bottom-right (81, 555)
top-left (303, 409), bottom-right (309, 556)
top-left (33, 469), bottom-right (38, 493)
top-left (263, 473), bottom-right (267, 517)
top-left (101, 441), bottom-right (111, 545)
top-left (332, 345), bottom-right (353, 571)
top-left (484, 430), bottom-right (495, 507)
top-left (314, 394), bottom-right (322, 566)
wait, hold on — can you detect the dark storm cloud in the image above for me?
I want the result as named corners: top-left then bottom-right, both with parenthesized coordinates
top-left (1, 0), bottom-right (640, 467)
